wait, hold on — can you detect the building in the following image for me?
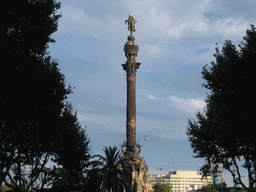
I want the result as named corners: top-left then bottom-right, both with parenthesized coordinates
top-left (149, 170), bottom-right (212, 192)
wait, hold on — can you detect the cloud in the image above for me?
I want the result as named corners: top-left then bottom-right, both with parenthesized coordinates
top-left (76, 93), bottom-right (193, 139)
top-left (58, 7), bottom-right (101, 36)
top-left (57, 5), bottom-right (125, 44)
top-left (57, 0), bottom-right (253, 56)
top-left (146, 44), bottom-right (162, 56)
top-left (136, 115), bottom-right (189, 139)
top-left (78, 113), bottom-right (124, 125)
top-left (76, 111), bottom-right (188, 139)
top-left (77, 113), bottom-right (126, 133)
top-left (210, 17), bottom-right (249, 39)
top-left (169, 96), bottom-right (205, 114)
top-left (145, 93), bottom-right (157, 100)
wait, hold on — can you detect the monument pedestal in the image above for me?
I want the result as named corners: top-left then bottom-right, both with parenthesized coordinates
top-left (121, 151), bottom-right (154, 192)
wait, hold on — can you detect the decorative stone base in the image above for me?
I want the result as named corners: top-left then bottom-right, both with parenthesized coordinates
top-left (121, 151), bottom-right (154, 192)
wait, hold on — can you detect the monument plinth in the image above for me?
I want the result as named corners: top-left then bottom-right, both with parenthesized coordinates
top-left (121, 13), bottom-right (153, 192)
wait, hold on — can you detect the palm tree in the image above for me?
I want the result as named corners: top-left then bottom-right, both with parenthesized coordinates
top-left (86, 146), bottom-right (131, 192)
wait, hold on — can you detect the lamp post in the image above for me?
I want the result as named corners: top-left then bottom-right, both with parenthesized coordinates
top-left (157, 168), bottom-right (164, 183)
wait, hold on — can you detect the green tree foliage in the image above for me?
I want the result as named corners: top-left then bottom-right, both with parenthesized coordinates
top-left (1, 182), bottom-right (18, 192)
top-left (0, 0), bottom-right (64, 188)
top-left (53, 104), bottom-right (90, 171)
top-left (0, 181), bottom-right (29, 192)
top-left (1, 0), bottom-right (91, 191)
top-left (50, 104), bottom-right (91, 192)
top-left (153, 182), bottom-right (170, 192)
top-left (230, 189), bottom-right (248, 192)
top-left (198, 183), bottom-right (229, 192)
top-left (187, 25), bottom-right (256, 192)
top-left (86, 146), bottom-right (131, 192)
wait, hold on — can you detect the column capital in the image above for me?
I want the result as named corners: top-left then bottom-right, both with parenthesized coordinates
top-left (122, 63), bottom-right (141, 76)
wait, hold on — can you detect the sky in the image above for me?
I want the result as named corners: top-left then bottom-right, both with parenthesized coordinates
top-left (48, 0), bottom-right (256, 187)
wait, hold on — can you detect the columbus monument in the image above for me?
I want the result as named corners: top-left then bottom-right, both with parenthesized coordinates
top-left (121, 13), bottom-right (153, 192)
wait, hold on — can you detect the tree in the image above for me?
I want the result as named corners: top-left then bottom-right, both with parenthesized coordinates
top-left (86, 146), bottom-right (131, 192)
top-left (0, 182), bottom-right (20, 192)
top-left (1, 103), bottom-right (91, 191)
top-left (187, 25), bottom-right (256, 192)
top-left (50, 104), bottom-right (91, 192)
top-left (152, 183), bottom-right (170, 192)
top-left (198, 183), bottom-right (229, 192)
top-left (53, 104), bottom-right (91, 171)
top-left (0, 0), bottom-right (82, 190)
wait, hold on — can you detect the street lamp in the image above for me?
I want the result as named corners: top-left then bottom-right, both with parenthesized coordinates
top-left (157, 168), bottom-right (164, 183)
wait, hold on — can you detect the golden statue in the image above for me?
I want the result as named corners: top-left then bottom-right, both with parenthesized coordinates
top-left (125, 13), bottom-right (137, 34)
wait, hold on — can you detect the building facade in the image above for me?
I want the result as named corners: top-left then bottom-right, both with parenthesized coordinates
top-left (149, 170), bottom-right (212, 192)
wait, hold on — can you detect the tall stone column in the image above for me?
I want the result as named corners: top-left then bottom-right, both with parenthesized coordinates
top-left (122, 34), bottom-right (140, 156)
top-left (121, 14), bottom-right (153, 192)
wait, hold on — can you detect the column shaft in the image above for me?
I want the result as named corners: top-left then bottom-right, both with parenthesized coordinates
top-left (122, 62), bottom-right (140, 153)
top-left (126, 73), bottom-right (136, 151)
